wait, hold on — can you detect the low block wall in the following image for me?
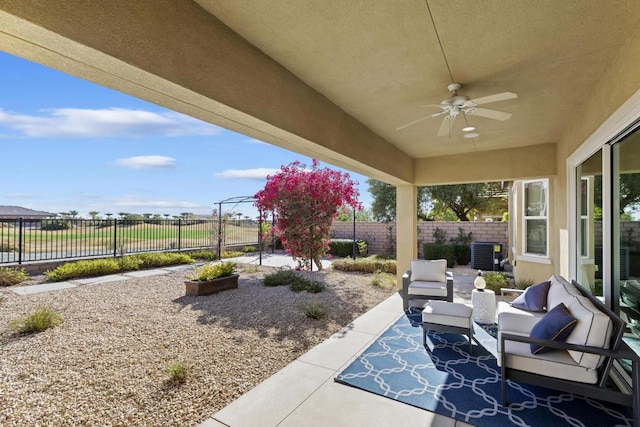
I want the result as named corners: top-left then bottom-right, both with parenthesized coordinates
top-left (331, 221), bottom-right (508, 258)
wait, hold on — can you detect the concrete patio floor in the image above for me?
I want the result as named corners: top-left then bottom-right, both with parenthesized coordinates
top-left (199, 291), bottom-right (475, 427)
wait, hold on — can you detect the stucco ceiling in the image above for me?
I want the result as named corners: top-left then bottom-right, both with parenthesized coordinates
top-left (195, 0), bottom-right (640, 159)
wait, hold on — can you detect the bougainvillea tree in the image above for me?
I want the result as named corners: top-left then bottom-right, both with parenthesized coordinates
top-left (254, 160), bottom-right (362, 270)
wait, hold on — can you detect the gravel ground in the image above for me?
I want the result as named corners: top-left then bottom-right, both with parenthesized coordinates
top-left (0, 265), bottom-right (396, 426)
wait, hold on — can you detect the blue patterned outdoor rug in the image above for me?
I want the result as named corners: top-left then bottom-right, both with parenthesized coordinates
top-left (335, 314), bottom-right (632, 427)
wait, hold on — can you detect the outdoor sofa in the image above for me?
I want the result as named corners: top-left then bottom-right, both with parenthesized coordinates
top-left (497, 274), bottom-right (639, 426)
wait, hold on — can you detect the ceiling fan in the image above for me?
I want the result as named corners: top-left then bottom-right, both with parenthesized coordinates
top-left (396, 83), bottom-right (517, 136)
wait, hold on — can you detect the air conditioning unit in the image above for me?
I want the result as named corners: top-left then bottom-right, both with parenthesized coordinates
top-left (595, 246), bottom-right (630, 280)
top-left (471, 242), bottom-right (502, 271)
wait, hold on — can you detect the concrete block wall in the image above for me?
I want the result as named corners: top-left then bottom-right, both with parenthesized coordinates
top-left (331, 221), bottom-right (508, 258)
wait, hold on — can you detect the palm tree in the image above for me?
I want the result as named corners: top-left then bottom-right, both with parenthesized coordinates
top-left (88, 211), bottom-right (100, 220)
top-left (104, 213), bottom-right (113, 219)
top-left (68, 210), bottom-right (79, 219)
top-left (117, 212), bottom-right (128, 219)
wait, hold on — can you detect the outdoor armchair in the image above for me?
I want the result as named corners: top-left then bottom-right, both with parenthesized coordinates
top-left (402, 259), bottom-right (454, 310)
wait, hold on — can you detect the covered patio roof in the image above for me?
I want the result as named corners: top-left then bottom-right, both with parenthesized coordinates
top-left (2, 1), bottom-right (639, 186)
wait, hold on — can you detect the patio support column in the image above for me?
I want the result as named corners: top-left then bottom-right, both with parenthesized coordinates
top-left (396, 184), bottom-right (417, 290)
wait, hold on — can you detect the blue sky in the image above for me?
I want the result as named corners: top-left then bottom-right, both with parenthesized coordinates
top-left (0, 52), bottom-right (372, 219)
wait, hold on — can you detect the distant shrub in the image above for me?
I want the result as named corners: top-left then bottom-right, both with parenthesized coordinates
top-left (332, 256), bottom-right (396, 274)
top-left (328, 239), bottom-right (368, 257)
top-left (10, 306), bottom-right (63, 334)
top-left (0, 239), bottom-right (22, 252)
top-left (433, 227), bottom-right (448, 244)
top-left (423, 243), bottom-right (455, 268)
top-left (0, 267), bottom-right (29, 286)
top-left (242, 246), bottom-right (257, 253)
top-left (453, 245), bottom-right (471, 266)
top-left (450, 228), bottom-right (473, 245)
top-left (40, 219), bottom-right (71, 231)
top-left (301, 301), bottom-right (326, 320)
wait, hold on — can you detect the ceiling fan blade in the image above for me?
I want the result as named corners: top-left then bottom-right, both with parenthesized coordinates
top-left (421, 104), bottom-right (445, 108)
top-left (437, 115), bottom-right (454, 137)
top-left (395, 115), bottom-right (431, 131)
top-left (470, 108), bottom-right (512, 121)
top-left (431, 111), bottom-right (447, 117)
top-left (469, 92), bottom-right (517, 105)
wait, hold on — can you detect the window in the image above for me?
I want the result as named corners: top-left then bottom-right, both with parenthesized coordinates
top-left (523, 180), bottom-right (548, 256)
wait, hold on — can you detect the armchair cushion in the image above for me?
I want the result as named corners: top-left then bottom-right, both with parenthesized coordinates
top-left (410, 259), bottom-right (447, 282)
top-left (511, 280), bottom-right (551, 312)
top-left (529, 303), bottom-right (577, 355)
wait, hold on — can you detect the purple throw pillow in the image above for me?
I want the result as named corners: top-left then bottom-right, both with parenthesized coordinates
top-left (529, 303), bottom-right (577, 355)
top-left (511, 280), bottom-right (551, 312)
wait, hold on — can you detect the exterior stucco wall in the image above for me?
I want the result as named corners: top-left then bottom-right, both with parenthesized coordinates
top-left (516, 27), bottom-right (640, 283)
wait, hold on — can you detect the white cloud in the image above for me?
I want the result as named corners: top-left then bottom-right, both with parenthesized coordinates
top-left (215, 168), bottom-right (279, 179)
top-left (0, 108), bottom-right (220, 138)
top-left (115, 155), bottom-right (177, 169)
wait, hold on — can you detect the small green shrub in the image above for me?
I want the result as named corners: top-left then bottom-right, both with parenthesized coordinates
top-left (243, 265), bottom-right (260, 273)
top-left (186, 250), bottom-right (218, 261)
top-left (484, 272), bottom-right (509, 293)
top-left (332, 256), bottom-right (396, 274)
top-left (221, 250), bottom-right (244, 258)
top-left (290, 278), bottom-right (325, 293)
top-left (263, 269), bottom-right (299, 287)
top-left (45, 258), bottom-right (123, 282)
top-left (130, 252), bottom-right (194, 268)
top-left (0, 267), bottom-right (29, 286)
top-left (263, 269), bottom-right (325, 293)
top-left (190, 262), bottom-right (236, 281)
top-left (515, 277), bottom-right (536, 290)
top-left (369, 272), bottom-right (396, 289)
top-left (117, 256), bottom-right (143, 271)
top-left (10, 306), bottom-right (63, 334)
top-left (165, 361), bottom-right (191, 384)
top-left (423, 243), bottom-right (455, 268)
top-left (242, 246), bottom-right (257, 253)
top-left (301, 301), bottom-right (326, 320)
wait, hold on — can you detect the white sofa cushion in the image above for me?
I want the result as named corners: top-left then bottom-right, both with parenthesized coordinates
top-left (498, 340), bottom-right (598, 384)
top-left (410, 259), bottom-right (446, 282)
top-left (497, 302), bottom-right (544, 351)
top-left (408, 281), bottom-right (448, 297)
top-left (423, 301), bottom-right (473, 329)
top-left (565, 295), bottom-right (613, 369)
top-left (547, 274), bottom-right (581, 309)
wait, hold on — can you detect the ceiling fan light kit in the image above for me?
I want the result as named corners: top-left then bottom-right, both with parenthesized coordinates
top-left (396, 82), bottom-right (517, 137)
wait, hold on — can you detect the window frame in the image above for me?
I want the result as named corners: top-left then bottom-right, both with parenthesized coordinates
top-left (522, 179), bottom-right (549, 257)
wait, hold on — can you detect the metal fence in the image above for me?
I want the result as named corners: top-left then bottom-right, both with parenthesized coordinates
top-left (0, 218), bottom-right (261, 265)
